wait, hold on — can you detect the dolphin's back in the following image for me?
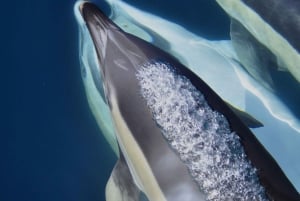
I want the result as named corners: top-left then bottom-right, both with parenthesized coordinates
top-left (105, 30), bottom-right (300, 200)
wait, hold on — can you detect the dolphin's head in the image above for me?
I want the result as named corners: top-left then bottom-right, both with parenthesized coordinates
top-left (75, 1), bottom-right (145, 94)
top-left (78, 2), bottom-right (122, 68)
top-left (74, 1), bottom-right (164, 109)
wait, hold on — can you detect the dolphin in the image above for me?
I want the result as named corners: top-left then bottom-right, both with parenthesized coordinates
top-left (93, 0), bottom-right (300, 191)
top-left (75, 2), bottom-right (300, 200)
top-left (216, 0), bottom-right (300, 121)
top-left (73, 0), bottom-right (261, 156)
top-left (216, 0), bottom-right (300, 84)
top-left (74, 0), bottom-right (300, 190)
top-left (73, 0), bottom-right (265, 156)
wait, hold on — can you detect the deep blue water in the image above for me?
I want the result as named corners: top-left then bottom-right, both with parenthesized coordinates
top-left (2, 1), bottom-right (229, 201)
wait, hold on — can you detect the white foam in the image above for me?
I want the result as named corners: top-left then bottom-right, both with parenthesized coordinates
top-left (136, 62), bottom-right (269, 201)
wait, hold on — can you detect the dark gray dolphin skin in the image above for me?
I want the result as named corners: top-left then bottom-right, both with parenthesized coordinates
top-left (78, 2), bottom-right (300, 201)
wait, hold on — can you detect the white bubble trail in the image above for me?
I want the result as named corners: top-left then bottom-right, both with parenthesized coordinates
top-left (136, 62), bottom-right (269, 201)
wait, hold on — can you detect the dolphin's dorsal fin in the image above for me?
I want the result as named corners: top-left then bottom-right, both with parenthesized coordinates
top-left (105, 155), bottom-right (146, 201)
top-left (226, 103), bottom-right (263, 128)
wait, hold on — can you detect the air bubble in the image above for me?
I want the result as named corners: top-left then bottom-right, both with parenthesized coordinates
top-left (136, 62), bottom-right (269, 201)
